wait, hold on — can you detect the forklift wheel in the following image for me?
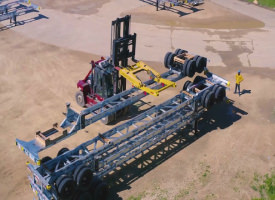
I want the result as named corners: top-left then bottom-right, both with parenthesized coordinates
top-left (164, 52), bottom-right (172, 68)
top-left (75, 91), bottom-right (85, 107)
top-left (101, 114), bottom-right (114, 125)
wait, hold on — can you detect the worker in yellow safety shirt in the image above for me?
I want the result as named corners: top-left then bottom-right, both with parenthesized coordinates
top-left (235, 70), bottom-right (244, 96)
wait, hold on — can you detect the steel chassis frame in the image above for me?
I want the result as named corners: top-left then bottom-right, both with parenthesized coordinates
top-left (19, 71), bottom-right (229, 200)
top-left (16, 69), bottom-right (184, 163)
top-left (156, 0), bottom-right (204, 11)
top-left (0, 0), bottom-right (39, 25)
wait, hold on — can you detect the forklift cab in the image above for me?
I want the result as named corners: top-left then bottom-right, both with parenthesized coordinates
top-left (93, 61), bottom-right (115, 99)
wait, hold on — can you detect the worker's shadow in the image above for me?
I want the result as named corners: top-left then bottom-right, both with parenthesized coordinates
top-left (105, 100), bottom-right (247, 199)
top-left (240, 89), bottom-right (251, 96)
top-left (0, 14), bottom-right (48, 32)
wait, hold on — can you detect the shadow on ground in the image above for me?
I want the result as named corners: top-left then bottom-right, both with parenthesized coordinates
top-left (0, 9), bottom-right (48, 32)
top-left (104, 101), bottom-right (247, 199)
top-left (139, 0), bottom-right (203, 17)
top-left (240, 89), bottom-right (251, 96)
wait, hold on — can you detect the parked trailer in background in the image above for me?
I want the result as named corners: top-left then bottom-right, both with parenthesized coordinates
top-left (0, 0), bottom-right (40, 25)
top-left (156, 0), bottom-right (204, 11)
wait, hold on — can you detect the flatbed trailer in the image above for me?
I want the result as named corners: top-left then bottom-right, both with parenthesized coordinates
top-left (0, 0), bottom-right (40, 25)
top-left (22, 72), bottom-right (229, 200)
top-left (16, 66), bottom-right (184, 163)
top-left (156, 0), bottom-right (204, 11)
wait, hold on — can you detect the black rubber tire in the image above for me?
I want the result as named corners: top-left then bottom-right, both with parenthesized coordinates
top-left (187, 82), bottom-right (193, 90)
top-left (72, 191), bottom-right (92, 200)
top-left (93, 182), bottom-right (109, 200)
top-left (186, 60), bottom-right (196, 78)
top-left (211, 84), bottom-right (220, 93)
top-left (193, 55), bottom-right (199, 63)
top-left (204, 91), bottom-right (215, 108)
top-left (201, 90), bottom-right (210, 106)
top-left (183, 80), bottom-right (191, 91)
top-left (74, 165), bottom-right (86, 182)
top-left (90, 176), bottom-right (102, 195)
top-left (57, 147), bottom-right (69, 157)
top-left (57, 176), bottom-right (76, 199)
top-left (75, 91), bottom-right (85, 107)
top-left (211, 85), bottom-right (220, 102)
top-left (167, 53), bottom-right (176, 68)
top-left (182, 59), bottom-right (190, 76)
top-left (175, 48), bottom-right (188, 55)
top-left (179, 49), bottom-right (188, 55)
top-left (196, 56), bottom-right (207, 73)
top-left (175, 48), bottom-right (181, 55)
top-left (164, 52), bottom-right (172, 68)
top-left (122, 106), bottom-right (130, 115)
top-left (214, 86), bottom-right (226, 102)
top-left (40, 156), bottom-right (52, 164)
top-left (193, 75), bottom-right (205, 84)
top-left (76, 167), bottom-right (93, 191)
top-left (56, 175), bottom-right (67, 188)
top-left (101, 114), bottom-right (114, 125)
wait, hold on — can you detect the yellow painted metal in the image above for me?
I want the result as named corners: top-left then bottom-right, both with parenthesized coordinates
top-left (36, 160), bottom-right (41, 166)
top-left (227, 81), bottom-right (230, 87)
top-left (119, 61), bottom-right (176, 96)
top-left (46, 185), bottom-right (52, 190)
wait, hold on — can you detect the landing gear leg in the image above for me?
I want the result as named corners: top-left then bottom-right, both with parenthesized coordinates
top-left (192, 120), bottom-right (198, 134)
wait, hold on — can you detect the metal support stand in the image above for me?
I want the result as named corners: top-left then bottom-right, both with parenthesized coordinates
top-left (192, 101), bottom-right (199, 134)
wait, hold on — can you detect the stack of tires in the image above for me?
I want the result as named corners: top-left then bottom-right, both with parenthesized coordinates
top-left (164, 49), bottom-right (207, 78)
top-left (182, 76), bottom-right (226, 109)
top-left (40, 148), bottom-right (109, 200)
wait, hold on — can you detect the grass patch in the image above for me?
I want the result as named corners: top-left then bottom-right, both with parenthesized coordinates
top-left (246, 0), bottom-right (275, 8)
top-left (199, 163), bottom-right (211, 185)
top-left (127, 191), bottom-right (146, 200)
top-left (251, 171), bottom-right (275, 200)
top-left (174, 189), bottom-right (190, 200)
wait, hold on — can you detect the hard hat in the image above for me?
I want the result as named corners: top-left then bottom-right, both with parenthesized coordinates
top-left (238, 70), bottom-right (241, 73)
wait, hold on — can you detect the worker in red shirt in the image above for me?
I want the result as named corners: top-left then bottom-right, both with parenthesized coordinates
top-left (235, 70), bottom-right (244, 96)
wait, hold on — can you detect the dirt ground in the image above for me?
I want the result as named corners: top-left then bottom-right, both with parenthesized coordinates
top-left (0, 0), bottom-right (274, 200)
top-left (122, 1), bottom-right (264, 29)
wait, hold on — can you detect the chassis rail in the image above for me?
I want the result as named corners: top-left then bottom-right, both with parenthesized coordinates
top-left (25, 73), bottom-right (229, 200)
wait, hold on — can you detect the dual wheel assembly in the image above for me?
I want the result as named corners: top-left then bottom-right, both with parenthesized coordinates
top-left (183, 76), bottom-right (226, 109)
top-left (164, 49), bottom-right (207, 78)
top-left (40, 148), bottom-right (109, 200)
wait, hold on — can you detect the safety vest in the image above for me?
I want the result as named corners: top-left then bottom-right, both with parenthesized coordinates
top-left (235, 74), bottom-right (244, 84)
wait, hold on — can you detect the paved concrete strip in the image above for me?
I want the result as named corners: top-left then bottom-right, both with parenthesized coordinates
top-left (210, 0), bottom-right (275, 28)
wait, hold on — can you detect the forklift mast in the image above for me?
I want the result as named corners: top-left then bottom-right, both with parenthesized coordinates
top-left (110, 15), bottom-right (137, 93)
top-left (110, 15), bottom-right (137, 67)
